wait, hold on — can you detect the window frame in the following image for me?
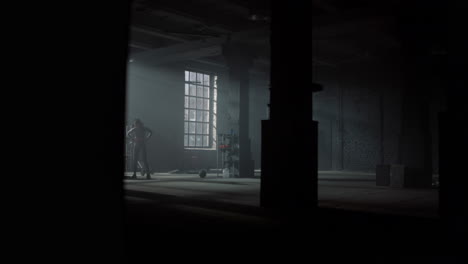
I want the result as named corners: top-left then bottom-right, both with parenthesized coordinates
top-left (184, 70), bottom-right (217, 150)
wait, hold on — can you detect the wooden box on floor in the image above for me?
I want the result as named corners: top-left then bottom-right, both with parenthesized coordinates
top-left (376, 164), bottom-right (391, 186)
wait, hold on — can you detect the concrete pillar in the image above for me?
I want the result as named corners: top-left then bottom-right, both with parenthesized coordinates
top-left (377, 1), bottom-right (438, 188)
top-left (260, 0), bottom-right (320, 211)
top-left (396, 62), bottom-right (433, 188)
top-left (337, 74), bottom-right (345, 170)
top-left (223, 43), bottom-right (255, 178)
top-left (395, 17), bottom-right (435, 188)
top-left (439, 1), bottom-right (467, 236)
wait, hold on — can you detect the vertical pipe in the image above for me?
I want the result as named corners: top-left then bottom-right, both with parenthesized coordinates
top-left (380, 94), bottom-right (385, 165)
top-left (339, 73), bottom-right (344, 170)
top-left (330, 119), bottom-right (333, 169)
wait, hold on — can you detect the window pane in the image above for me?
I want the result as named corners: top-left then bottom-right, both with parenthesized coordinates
top-left (213, 89), bottom-right (217, 101)
top-left (203, 136), bottom-right (209, 147)
top-left (185, 71), bottom-right (189, 82)
top-left (190, 72), bottom-right (196, 82)
top-left (204, 99), bottom-right (210, 110)
top-left (189, 135), bottom-right (195, 146)
top-left (184, 122), bottom-right (188, 133)
top-left (184, 96), bottom-right (188, 108)
top-left (185, 83), bottom-right (189, 95)
top-left (204, 74), bottom-right (210, 86)
top-left (196, 135), bottom-right (202, 146)
top-left (189, 110), bottom-right (196, 121)
top-left (197, 86), bottom-right (203, 97)
top-left (196, 110), bottom-right (203, 122)
top-left (204, 87), bottom-right (209, 98)
top-left (190, 97), bottom-right (196, 108)
top-left (203, 111), bottom-right (209, 122)
top-left (196, 123), bottom-right (202, 134)
top-left (184, 135), bottom-right (188, 146)
top-left (184, 109), bottom-right (188, 121)
top-left (203, 123), bottom-right (209, 134)
top-left (197, 98), bottom-right (203, 109)
top-left (213, 103), bottom-right (217, 114)
top-left (190, 85), bottom-right (196, 96)
top-left (189, 122), bottom-right (195, 134)
top-left (213, 114), bottom-right (217, 126)
top-left (197, 73), bottom-right (203, 83)
top-left (214, 76), bottom-right (217, 88)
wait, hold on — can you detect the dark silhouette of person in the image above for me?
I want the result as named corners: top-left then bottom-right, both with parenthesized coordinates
top-left (127, 118), bottom-right (152, 179)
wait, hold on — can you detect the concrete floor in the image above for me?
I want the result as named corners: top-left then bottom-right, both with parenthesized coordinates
top-left (124, 170), bottom-right (438, 218)
top-left (123, 171), bottom-right (468, 260)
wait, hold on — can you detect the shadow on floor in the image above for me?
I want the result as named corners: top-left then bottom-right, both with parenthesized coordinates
top-left (124, 189), bottom-right (465, 261)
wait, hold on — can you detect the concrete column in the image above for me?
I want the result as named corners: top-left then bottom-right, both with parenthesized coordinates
top-left (337, 73), bottom-right (345, 170)
top-left (260, 0), bottom-right (321, 211)
top-left (439, 2), bottom-right (466, 235)
top-left (223, 43), bottom-right (255, 178)
top-left (384, 1), bottom-right (441, 188)
top-left (396, 40), bottom-right (434, 188)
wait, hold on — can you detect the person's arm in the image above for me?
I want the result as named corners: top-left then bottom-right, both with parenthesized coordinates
top-left (146, 128), bottom-right (153, 140)
top-left (126, 127), bottom-right (135, 138)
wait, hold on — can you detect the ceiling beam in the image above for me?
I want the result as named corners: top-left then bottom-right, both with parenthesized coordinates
top-left (129, 25), bottom-right (269, 65)
top-left (313, 16), bottom-right (394, 40)
top-left (130, 37), bottom-right (225, 67)
top-left (129, 42), bottom-right (152, 50)
top-left (147, 8), bottom-right (232, 33)
top-left (131, 25), bottom-right (188, 42)
top-left (313, 58), bottom-right (337, 67)
top-left (312, 0), bottom-right (339, 14)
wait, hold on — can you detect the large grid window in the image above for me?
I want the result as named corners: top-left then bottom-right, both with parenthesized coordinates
top-left (184, 70), bottom-right (217, 149)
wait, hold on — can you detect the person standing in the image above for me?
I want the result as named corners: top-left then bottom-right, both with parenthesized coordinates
top-left (127, 118), bottom-right (152, 179)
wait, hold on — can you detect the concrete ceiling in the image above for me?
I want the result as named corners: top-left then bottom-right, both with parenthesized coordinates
top-left (128, 0), bottom-right (405, 69)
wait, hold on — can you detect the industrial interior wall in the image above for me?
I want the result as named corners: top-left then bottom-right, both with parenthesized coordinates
top-left (215, 71), bottom-right (269, 171)
top-left (126, 60), bottom-right (270, 172)
top-left (126, 62), bottom-right (185, 172)
top-left (313, 57), bottom-right (404, 172)
top-left (312, 55), bottom-right (443, 173)
top-left (126, 58), bottom-right (441, 173)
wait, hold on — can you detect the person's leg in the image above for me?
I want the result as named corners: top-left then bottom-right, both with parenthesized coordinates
top-left (132, 145), bottom-right (140, 178)
top-left (141, 144), bottom-right (151, 179)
